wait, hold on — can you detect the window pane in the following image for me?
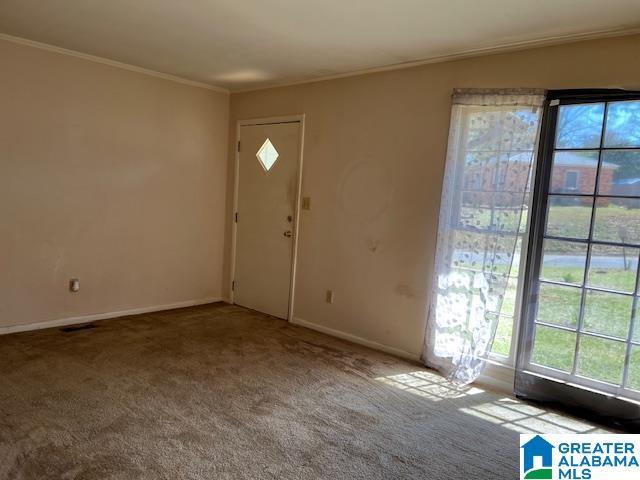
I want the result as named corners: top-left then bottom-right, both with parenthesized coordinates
top-left (546, 196), bottom-right (593, 239)
top-left (592, 197), bottom-right (640, 245)
top-left (463, 151), bottom-right (498, 189)
top-left (628, 346), bottom-right (640, 391)
top-left (532, 325), bottom-right (576, 372)
top-left (555, 103), bottom-right (605, 149)
top-left (256, 138), bottom-right (279, 171)
top-left (505, 108), bottom-right (543, 151)
top-left (491, 314), bottom-right (513, 357)
top-left (537, 283), bottom-right (581, 328)
top-left (497, 152), bottom-right (534, 192)
top-left (587, 244), bottom-right (639, 292)
top-left (577, 335), bottom-right (626, 385)
top-left (500, 276), bottom-right (519, 316)
top-left (466, 110), bottom-right (503, 151)
top-left (458, 203), bottom-right (493, 230)
top-left (487, 239), bottom-right (518, 280)
top-left (604, 100), bottom-right (640, 148)
top-left (494, 194), bottom-right (529, 235)
top-left (601, 150), bottom-right (640, 197)
top-left (583, 290), bottom-right (632, 339)
top-left (540, 239), bottom-right (587, 285)
top-left (550, 151), bottom-right (599, 194)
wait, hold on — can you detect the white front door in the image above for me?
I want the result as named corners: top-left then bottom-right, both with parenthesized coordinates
top-left (234, 121), bottom-right (300, 319)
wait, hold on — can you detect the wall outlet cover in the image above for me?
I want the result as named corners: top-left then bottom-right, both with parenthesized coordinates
top-left (325, 290), bottom-right (334, 304)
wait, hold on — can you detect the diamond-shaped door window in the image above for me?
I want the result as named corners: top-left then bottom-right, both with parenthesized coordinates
top-left (256, 138), bottom-right (279, 172)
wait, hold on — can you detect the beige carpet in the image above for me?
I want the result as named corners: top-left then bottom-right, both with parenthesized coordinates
top-left (0, 303), bottom-right (604, 479)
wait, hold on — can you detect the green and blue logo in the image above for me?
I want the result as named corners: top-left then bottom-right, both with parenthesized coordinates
top-left (521, 435), bottom-right (554, 479)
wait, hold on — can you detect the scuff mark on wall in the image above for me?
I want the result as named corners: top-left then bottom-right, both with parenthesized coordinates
top-left (366, 238), bottom-right (380, 253)
top-left (395, 283), bottom-right (416, 299)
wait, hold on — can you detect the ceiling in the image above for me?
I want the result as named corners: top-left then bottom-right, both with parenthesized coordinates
top-left (1, 0), bottom-right (639, 92)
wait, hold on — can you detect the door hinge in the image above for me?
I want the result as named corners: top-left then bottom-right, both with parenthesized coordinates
top-left (231, 280), bottom-right (235, 291)
top-left (237, 140), bottom-right (241, 152)
top-left (235, 212), bottom-right (238, 223)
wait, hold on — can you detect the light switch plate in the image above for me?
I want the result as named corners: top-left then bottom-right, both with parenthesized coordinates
top-left (302, 196), bottom-right (311, 210)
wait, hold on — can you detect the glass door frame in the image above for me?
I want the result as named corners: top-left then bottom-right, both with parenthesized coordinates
top-left (517, 89), bottom-right (640, 404)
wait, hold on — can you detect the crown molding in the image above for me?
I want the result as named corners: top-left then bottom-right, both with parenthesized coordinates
top-left (0, 33), bottom-right (229, 94)
top-left (234, 25), bottom-right (640, 93)
top-left (3, 24), bottom-right (639, 95)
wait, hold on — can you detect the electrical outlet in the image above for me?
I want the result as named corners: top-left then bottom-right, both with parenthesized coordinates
top-left (69, 278), bottom-right (80, 293)
top-left (325, 290), bottom-right (334, 304)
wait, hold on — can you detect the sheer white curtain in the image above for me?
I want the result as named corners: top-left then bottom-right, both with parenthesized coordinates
top-left (423, 89), bottom-right (545, 385)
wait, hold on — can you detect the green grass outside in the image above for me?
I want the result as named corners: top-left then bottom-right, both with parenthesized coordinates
top-left (531, 264), bottom-right (639, 388)
top-left (530, 325), bottom-right (640, 387)
top-left (547, 203), bottom-right (640, 244)
top-left (459, 202), bottom-right (640, 246)
top-left (541, 264), bottom-right (637, 292)
top-left (490, 264), bottom-right (640, 389)
top-left (537, 266), bottom-right (637, 337)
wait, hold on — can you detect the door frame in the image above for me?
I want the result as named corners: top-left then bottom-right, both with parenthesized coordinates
top-left (230, 114), bottom-right (306, 321)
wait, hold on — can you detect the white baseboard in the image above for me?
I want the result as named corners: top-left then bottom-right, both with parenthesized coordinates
top-left (290, 316), bottom-right (420, 363)
top-left (291, 316), bottom-right (515, 394)
top-left (0, 297), bottom-right (222, 336)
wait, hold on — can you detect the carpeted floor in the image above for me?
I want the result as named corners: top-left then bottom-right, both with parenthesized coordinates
top-left (0, 303), bottom-right (605, 479)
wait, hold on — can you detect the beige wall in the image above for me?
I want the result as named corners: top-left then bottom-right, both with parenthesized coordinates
top-left (0, 39), bottom-right (229, 328)
top-left (227, 34), bottom-right (640, 359)
top-left (3, 32), bottom-right (639, 351)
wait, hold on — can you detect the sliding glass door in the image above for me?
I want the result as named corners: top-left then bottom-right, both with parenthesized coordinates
top-left (518, 91), bottom-right (640, 404)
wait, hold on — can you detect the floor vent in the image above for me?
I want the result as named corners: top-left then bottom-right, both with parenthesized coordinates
top-left (60, 324), bottom-right (97, 333)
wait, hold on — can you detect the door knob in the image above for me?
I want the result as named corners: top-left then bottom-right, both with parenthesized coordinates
top-left (283, 230), bottom-right (293, 238)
